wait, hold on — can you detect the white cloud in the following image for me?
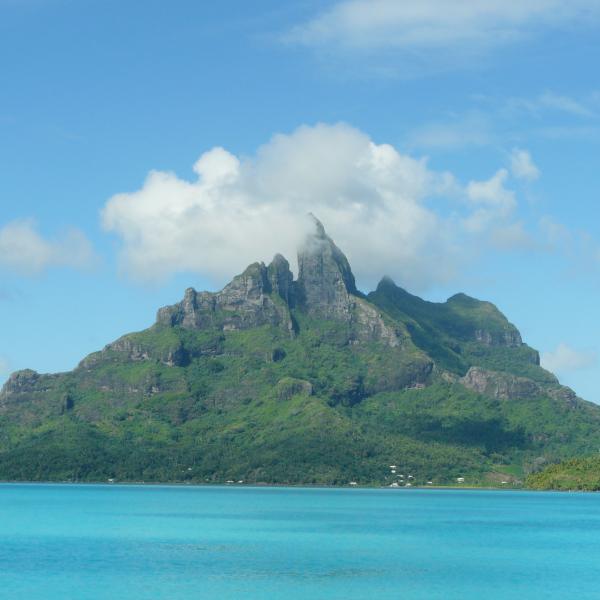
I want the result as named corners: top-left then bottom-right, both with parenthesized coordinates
top-left (466, 168), bottom-right (514, 208)
top-left (289, 0), bottom-right (600, 59)
top-left (101, 123), bottom-right (528, 291)
top-left (541, 343), bottom-right (597, 374)
top-left (510, 148), bottom-right (540, 181)
top-left (463, 169), bottom-right (517, 234)
top-left (0, 220), bottom-right (95, 275)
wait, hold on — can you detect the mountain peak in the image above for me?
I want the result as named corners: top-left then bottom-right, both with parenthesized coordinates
top-left (296, 215), bottom-right (358, 317)
top-left (267, 253), bottom-right (294, 306)
top-left (307, 212), bottom-right (327, 238)
top-left (376, 276), bottom-right (397, 291)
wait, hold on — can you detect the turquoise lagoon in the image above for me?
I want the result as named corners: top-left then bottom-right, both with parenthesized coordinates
top-left (1, 484), bottom-right (599, 599)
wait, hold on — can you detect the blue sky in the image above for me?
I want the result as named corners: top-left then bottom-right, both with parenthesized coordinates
top-left (1, 0), bottom-right (599, 402)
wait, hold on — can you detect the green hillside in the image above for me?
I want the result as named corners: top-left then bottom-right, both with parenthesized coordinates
top-left (1, 217), bottom-right (598, 486)
top-left (527, 456), bottom-right (600, 491)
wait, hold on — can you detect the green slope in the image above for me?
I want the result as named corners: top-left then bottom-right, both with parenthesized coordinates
top-left (1, 314), bottom-right (598, 485)
top-left (368, 278), bottom-right (551, 382)
top-left (527, 457), bottom-right (600, 491)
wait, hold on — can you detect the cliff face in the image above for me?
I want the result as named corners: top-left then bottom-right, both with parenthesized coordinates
top-left (296, 215), bottom-right (357, 319)
top-left (1, 216), bottom-right (598, 486)
top-left (156, 214), bottom-right (360, 330)
top-left (156, 261), bottom-right (292, 333)
top-left (153, 215), bottom-right (403, 349)
top-left (461, 367), bottom-right (542, 401)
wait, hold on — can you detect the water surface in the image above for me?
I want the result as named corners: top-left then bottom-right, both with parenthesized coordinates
top-left (1, 484), bottom-right (599, 599)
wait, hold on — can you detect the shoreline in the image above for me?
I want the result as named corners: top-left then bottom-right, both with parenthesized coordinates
top-left (0, 480), bottom-right (593, 492)
top-left (0, 479), bottom-right (535, 492)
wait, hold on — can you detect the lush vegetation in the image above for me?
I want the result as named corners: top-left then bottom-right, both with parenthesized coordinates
top-left (368, 280), bottom-right (547, 380)
top-left (527, 456), bottom-right (600, 491)
top-left (1, 277), bottom-right (598, 487)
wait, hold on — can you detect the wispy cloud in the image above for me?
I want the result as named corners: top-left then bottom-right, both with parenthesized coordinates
top-left (506, 91), bottom-right (599, 119)
top-left (509, 148), bottom-right (540, 181)
top-left (535, 125), bottom-right (600, 141)
top-left (408, 90), bottom-right (600, 151)
top-left (0, 356), bottom-right (10, 378)
top-left (538, 92), bottom-right (596, 118)
top-left (0, 220), bottom-right (96, 276)
top-left (538, 215), bottom-right (600, 279)
top-left (406, 112), bottom-right (493, 150)
top-left (287, 0), bottom-right (600, 73)
top-left (541, 343), bottom-right (597, 374)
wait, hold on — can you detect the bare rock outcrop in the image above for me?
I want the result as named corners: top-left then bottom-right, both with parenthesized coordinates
top-left (157, 261), bottom-right (295, 335)
top-left (461, 367), bottom-right (540, 400)
top-left (295, 215), bottom-right (357, 321)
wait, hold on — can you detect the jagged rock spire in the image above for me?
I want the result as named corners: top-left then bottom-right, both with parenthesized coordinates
top-left (296, 214), bottom-right (358, 319)
top-left (268, 253), bottom-right (294, 307)
top-left (156, 261), bottom-right (294, 333)
top-left (157, 215), bottom-right (361, 329)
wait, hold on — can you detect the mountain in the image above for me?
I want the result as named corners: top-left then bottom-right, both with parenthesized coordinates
top-left (2, 216), bottom-right (599, 486)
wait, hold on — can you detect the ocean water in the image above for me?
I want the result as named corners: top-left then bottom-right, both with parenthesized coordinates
top-left (1, 484), bottom-right (599, 599)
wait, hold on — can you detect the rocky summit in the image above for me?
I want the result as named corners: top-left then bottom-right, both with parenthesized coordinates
top-left (2, 217), bottom-right (600, 486)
